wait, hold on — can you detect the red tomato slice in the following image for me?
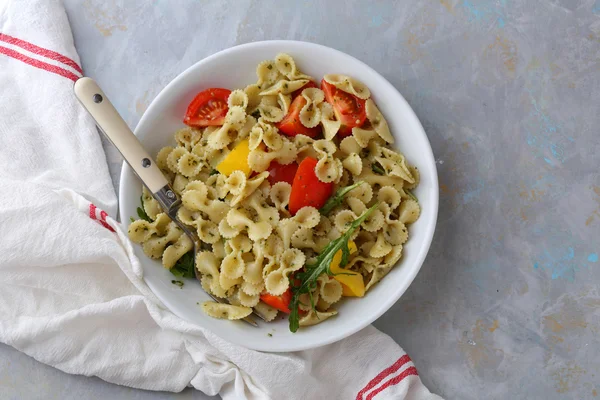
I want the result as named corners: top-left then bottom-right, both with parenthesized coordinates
top-left (267, 161), bottom-right (298, 186)
top-left (291, 80), bottom-right (318, 99)
top-left (277, 95), bottom-right (321, 138)
top-left (320, 79), bottom-right (367, 137)
top-left (260, 289), bottom-right (292, 314)
top-left (289, 157), bottom-right (334, 215)
top-left (183, 88), bottom-right (231, 127)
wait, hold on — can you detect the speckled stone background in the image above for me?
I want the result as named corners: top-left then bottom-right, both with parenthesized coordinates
top-left (1, 0), bottom-right (599, 399)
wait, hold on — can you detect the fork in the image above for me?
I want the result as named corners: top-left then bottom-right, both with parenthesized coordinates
top-left (74, 77), bottom-right (260, 327)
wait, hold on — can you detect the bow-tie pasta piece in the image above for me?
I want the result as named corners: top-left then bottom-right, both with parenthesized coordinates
top-left (237, 115), bottom-right (256, 141)
top-left (182, 181), bottom-right (229, 223)
top-left (172, 174), bottom-right (189, 196)
top-left (270, 182), bottom-right (291, 215)
top-left (257, 94), bottom-right (291, 123)
top-left (241, 280), bottom-right (265, 298)
top-left (323, 74), bottom-right (371, 99)
top-left (245, 190), bottom-right (280, 227)
top-left (141, 187), bottom-right (161, 220)
top-left (177, 152), bottom-right (203, 177)
top-left (369, 230), bottom-right (393, 258)
top-left (256, 60), bottom-right (282, 87)
top-left (249, 120), bottom-right (283, 150)
top-left (228, 89), bottom-right (249, 109)
top-left (206, 106), bottom-right (247, 150)
top-left (142, 221), bottom-right (185, 260)
top-left (175, 127), bottom-right (202, 150)
top-left (339, 136), bottom-right (362, 156)
top-left (365, 245), bottom-right (404, 292)
top-left (374, 148), bottom-right (414, 184)
top-left (377, 186), bottom-right (402, 210)
top-left (128, 212), bottom-right (170, 243)
top-left (196, 219), bottom-right (220, 244)
top-left (253, 301), bottom-right (279, 322)
top-left (299, 88), bottom-right (325, 128)
top-left (317, 274), bottom-right (343, 305)
top-left (244, 84), bottom-right (263, 115)
top-left (314, 140), bottom-right (343, 183)
top-left (162, 233), bottom-right (193, 269)
top-left (225, 207), bottom-right (272, 241)
top-left (352, 127), bottom-right (377, 148)
top-left (274, 53), bottom-right (312, 80)
top-left (156, 146), bottom-right (174, 171)
top-left (365, 99), bottom-right (394, 143)
top-left (221, 251), bottom-right (245, 280)
top-left (291, 227), bottom-right (322, 252)
top-left (277, 206), bottom-right (321, 248)
top-left (264, 248), bottom-right (305, 295)
top-left (346, 197), bottom-right (384, 232)
top-left (228, 171), bottom-right (269, 207)
top-left (399, 199), bottom-right (421, 224)
top-left (318, 102), bottom-right (341, 140)
top-left (342, 153), bottom-right (362, 176)
top-left (248, 138), bottom-right (297, 172)
top-left (260, 78), bottom-right (309, 96)
top-left (201, 302), bottom-right (252, 320)
top-left (299, 309), bottom-right (338, 327)
top-left (242, 242), bottom-right (268, 286)
top-left (404, 165), bottom-right (420, 190)
top-left (196, 252), bottom-right (227, 297)
top-left (167, 147), bottom-right (188, 174)
top-left (236, 289), bottom-right (260, 308)
top-left (356, 162), bottom-right (406, 190)
top-left (293, 134), bottom-right (318, 160)
top-left (224, 170), bottom-right (247, 196)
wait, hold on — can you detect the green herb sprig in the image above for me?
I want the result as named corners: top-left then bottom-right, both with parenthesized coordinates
top-left (170, 251), bottom-right (195, 279)
top-left (132, 195), bottom-right (152, 223)
top-left (288, 203), bottom-right (379, 332)
top-left (371, 162), bottom-right (385, 175)
top-left (406, 190), bottom-right (418, 203)
top-left (319, 181), bottom-right (365, 216)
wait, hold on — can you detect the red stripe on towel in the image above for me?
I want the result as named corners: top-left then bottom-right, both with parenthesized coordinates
top-left (0, 45), bottom-right (79, 81)
top-left (365, 367), bottom-right (419, 400)
top-left (0, 33), bottom-right (82, 74)
top-left (356, 355), bottom-right (412, 400)
top-left (89, 204), bottom-right (115, 232)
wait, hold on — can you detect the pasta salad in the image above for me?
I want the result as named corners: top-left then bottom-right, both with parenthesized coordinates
top-left (128, 53), bottom-right (420, 332)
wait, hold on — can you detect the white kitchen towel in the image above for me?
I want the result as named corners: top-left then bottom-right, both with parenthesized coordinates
top-left (0, 1), bottom-right (442, 399)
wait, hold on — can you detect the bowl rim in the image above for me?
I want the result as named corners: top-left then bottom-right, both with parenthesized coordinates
top-left (119, 39), bottom-right (439, 352)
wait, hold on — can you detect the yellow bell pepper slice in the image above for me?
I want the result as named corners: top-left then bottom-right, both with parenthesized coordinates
top-left (329, 241), bottom-right (365, 297)
top-left (216, 138), bottom-right (252, 176)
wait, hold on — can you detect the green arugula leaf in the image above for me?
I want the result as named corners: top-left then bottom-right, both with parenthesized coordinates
top-left (406, 189), bottom-right (418, 203)
top-left (288, 203), bottom-right (379, 333)
top-left (169, 251), bottom-right (195, 279)
top-left (371, 162), bottom-right (385, 175)
top-left (319, 181), bottom-right (365, 216)
top-left (135, 195), bottom-right (152, 222)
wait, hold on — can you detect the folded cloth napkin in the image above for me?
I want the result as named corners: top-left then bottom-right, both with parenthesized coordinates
top-left (0, 1), bottom-right (442, 399)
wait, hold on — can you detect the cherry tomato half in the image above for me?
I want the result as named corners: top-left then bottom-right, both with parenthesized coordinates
top-left (267, 161), bottom-right (298, 186)
top-left (277, 95), bottom-right (321, 138)
top-left (260, 289), bottom-right (292, 313)
top-left (320, 79), bottom-right (367, 137)
top-left (289, 157), bottom-right (334, 215)
top-left (183, 88), bottom-right (231, 127)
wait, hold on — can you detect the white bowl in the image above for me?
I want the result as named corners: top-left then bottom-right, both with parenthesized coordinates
top-left (119, 40), bottom-right (438, 352)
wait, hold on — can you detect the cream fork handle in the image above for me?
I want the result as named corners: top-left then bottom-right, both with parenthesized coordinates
top-left (74, 77), bottom-right (168, 194)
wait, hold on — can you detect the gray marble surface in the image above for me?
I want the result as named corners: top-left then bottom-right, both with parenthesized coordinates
top-left (2, 0), bottom-right (599, 399)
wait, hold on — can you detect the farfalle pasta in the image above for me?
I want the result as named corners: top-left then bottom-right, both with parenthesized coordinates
top-left (128, 53), bottom-right (422, 330)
